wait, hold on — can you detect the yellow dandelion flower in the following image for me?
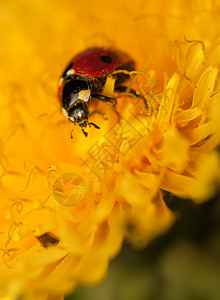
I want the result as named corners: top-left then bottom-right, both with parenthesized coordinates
top-left (0, 0), bottom-right (220, 299)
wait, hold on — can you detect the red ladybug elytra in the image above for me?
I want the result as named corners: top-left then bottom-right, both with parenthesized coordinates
top-left (58, 47), bottom-right (136, 137)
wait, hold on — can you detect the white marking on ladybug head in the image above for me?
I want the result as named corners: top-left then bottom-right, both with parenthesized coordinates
top-left (66, 69), bottom-right (75, 76)
top-left (62, 108), bottom-right (68, 119)
top-left (79, 89), bottom-right (91, 102)
top-left (78, 111), bottom-right (82, 118)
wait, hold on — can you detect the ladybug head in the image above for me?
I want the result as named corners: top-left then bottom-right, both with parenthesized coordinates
top-left (61, 75), bottom-right (91, 110)
top-left (61, 75), bottom-right (100, 136)
top-left (68, 102), bottom-right (89, 127)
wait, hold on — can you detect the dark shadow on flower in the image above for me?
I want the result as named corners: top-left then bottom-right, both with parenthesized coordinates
top-left (66, 191), bottom-right (220, 300)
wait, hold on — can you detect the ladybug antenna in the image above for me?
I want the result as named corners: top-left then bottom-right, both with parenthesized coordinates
top-left (70, 128), bottom-right (74, 139)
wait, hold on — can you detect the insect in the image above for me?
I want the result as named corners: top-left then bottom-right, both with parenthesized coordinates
top-left (58, 47), bottom-right (136, 137)
top-left (35, 232), bottom-right (59, 248)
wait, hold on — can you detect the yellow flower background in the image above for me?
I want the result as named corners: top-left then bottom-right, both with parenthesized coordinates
top-left (0, 0), bottom-right (220, 299)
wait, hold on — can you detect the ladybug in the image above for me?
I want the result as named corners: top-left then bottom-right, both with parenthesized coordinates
top-left (58, 47), bottom-right (136, 137)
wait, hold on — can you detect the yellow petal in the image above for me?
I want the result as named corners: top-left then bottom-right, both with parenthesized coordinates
top-left (192, 66), bottom-right (218, 108)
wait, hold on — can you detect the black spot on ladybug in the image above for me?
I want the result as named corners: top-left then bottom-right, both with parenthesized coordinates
top-left (62, 62), bottom-right (74, 77)
top-left (100, 55), bottom-right (113, 64)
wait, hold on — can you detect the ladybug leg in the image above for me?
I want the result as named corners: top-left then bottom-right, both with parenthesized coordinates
top-left (91, 93), bottom-right (121, 121)
top-left (89, 110), bottom-right (108, 120)
top-left (82, 129), bottom-right (88, 137)
top-left (91, 94), bottom-right (121, 122)
top-left (112, 105), bottom-right (121, 123)
top-left (108, 98), bottom-right (121, 122)
top-left (91, 94), bottom-right (116, 105)
top-left (115, 85), bottom-right (148, 109)
top-left (89, 122), bottom-right (100, 129)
